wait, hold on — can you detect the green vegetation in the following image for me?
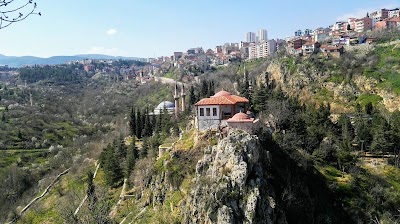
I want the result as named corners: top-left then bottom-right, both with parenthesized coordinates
top-left (314, 87), bottom-right (334, 103)
top-left (0, 149), bottom-right (48, 168)
top-left (281, 56), bottom-right (297, 74)
top-left (356, 94), bottom-right (383, 107)
top-left (363, 45), bottom-right (400, 94)
top-left (163, 72), bottom-right (175, 79)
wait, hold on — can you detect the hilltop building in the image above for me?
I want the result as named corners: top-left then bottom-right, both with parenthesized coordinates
top-left (194, 90), bottom-right (250, 131)
top-left (245, 32), bottom-right (256, 43)
top-left (258, 29), bottom-right (268, 42)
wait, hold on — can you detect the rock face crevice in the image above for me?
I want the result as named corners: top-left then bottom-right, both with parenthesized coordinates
top-left (184, 130), bottom-right (275, 224)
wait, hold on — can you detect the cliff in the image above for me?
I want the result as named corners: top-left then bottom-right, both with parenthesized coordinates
top-left (184, 130), bottom-right (274, 223)
top-left (260, 49), bottom-right (400, 113)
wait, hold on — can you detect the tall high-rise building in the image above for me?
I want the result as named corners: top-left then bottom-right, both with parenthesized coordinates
top-left (245, 32), bottom-right (256, 43)
top-left (258, 29), bottom-right (268, 41)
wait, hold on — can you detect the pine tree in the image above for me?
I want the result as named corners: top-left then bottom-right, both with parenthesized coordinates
top-left (201, 80), bottom-right (208, 98)
top-left (240, 73), bottom-right (250, 99)
top-left (253, 84), bottom-right (268, 113)
top-left (129, 107), bottom-right (136, 136)
top-left (116, 134), bottom-right (127, 159)
top-left (161, 107), bottom-right (171, 135)
top-left (339, 115), bottom-right (354, 143)
top-left (208, 81), bottom-right (215, 97)
top-left (100, 144), bottom-right (124, 187)
top-left (143, 107), bottom-right (152, 137)
top-left (136, 109), bottom-right (142, 139)
top-left (189, 85), bottom-right (196, 105)
top-left (125, 139), bottom-right (137, 178)
top-left (140, 137), bottom-right (149, 159)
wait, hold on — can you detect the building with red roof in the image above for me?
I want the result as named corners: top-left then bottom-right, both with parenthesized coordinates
top-left (226, 112), bottom-right (259, 134)
top-left (194, 90), bottom-right (250, 131)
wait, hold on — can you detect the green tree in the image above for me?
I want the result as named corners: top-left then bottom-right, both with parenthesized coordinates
top-left (253, 84), bottom-right (268, 113)
top-left (143, 107), bottom-right (152, 137)
top-left (240, 73), bottom-right (250, 99)
top-left (371, 118), bottom-right (392, 153)
top-left (338, 115), bottom-right (354, 142)
top-left (201, 80), bottom-right (208, 98)
top-left (129, 107), bottom-right (136, 136)
top-left (365, 102), bottom-right (373, 115)
top-left (100, 144), bottom-right (123, 187)
top-left (140, 137), bottom-right (149, 159)
top-left (189, 85), bottom-right (196, 105)
top-left (125, 139), bottom-right (137, 177)
top-left (135, 109), bottom-right (142, 139)
top-left (355, 103), bottom-right (362, 115)
top-left (86, 170), bottom-right (97, 210)
top-left (116, 134), bottom-right (127, 159)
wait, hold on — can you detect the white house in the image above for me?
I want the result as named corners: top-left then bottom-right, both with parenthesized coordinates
top-left (194, 90), bottom-right (249, 131)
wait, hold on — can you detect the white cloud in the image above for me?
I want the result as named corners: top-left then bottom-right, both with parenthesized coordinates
top-left (336, 3), bottom-right (398, 21)
top-left (86, 46), bottom-right (127, 56)
top-left (336, 9), bottom-right (371, 21)
top-left (106, 28), bottom-right (117, 36)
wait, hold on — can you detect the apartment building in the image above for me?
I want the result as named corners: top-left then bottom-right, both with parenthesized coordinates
top-left (248, 40), bottom-right (276, 60)
top-left (355, 17), bottom-right (373, 32)
top-left (258, 29), bottom-right (268, 42)
top-left (370, 9), bottom-right (389, 26)
top-left (388, 8), bottom-right (400, 18)
top-left (245, 32), bottom-right (256, 43)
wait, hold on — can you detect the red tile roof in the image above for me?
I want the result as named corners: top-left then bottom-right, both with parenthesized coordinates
top-left (387, 16), bottom-right (400, 22)
top-left (195, 94), bottom-right (249, 106)
top-left (227, 112), bottom-right (255, 123)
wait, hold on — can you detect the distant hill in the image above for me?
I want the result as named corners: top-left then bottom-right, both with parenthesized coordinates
top-left (0, 54), bottom-right (146, 67)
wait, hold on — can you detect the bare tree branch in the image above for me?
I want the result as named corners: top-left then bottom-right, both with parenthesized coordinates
top-left (0, 0), bottom-right (40, 29)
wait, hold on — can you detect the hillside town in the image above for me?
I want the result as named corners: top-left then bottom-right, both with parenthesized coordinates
top-left (69, 6), bottom-right (400, 81)
top-left (2, 6), bottom-right (400, 83)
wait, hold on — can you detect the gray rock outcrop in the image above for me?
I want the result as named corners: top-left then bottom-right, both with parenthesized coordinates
top-left (184, 130), bottom-right (275, 224)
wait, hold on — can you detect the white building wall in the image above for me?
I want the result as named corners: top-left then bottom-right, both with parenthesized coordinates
top-left (389, 9), bottom-right (400, 18)
top-left (248, 43), bottom-right (257, 60)
top-left (196, 105), bottom-right (221, 131)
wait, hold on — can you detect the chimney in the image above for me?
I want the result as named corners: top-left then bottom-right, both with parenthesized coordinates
top-left (181, 84), bottom-right (186, 112)
top-left (174, 82), bottom-right (180, 118)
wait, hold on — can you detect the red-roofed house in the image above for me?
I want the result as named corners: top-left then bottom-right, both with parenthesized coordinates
top-left (195, 90), bottom-right (249, 131)
top-left (375, 16), bottom-right (400, 30)
top-left (320, 45), bottom-right (344, 58)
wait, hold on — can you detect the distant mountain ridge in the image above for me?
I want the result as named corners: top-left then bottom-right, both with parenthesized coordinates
top-left (0, 54), bottom-right (146, 67)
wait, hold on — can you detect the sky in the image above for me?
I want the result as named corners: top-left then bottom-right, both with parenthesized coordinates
top-left (0, 0), bottom-right (398, 58)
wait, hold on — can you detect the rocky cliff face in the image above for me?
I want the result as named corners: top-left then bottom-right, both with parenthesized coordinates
top-left (262, 59), bottom-right (400, 112)
top-left (184, 130), bottom-right (275, 223)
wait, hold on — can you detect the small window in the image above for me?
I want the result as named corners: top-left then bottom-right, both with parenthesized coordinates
top-left (200, 108), bottom-right (204, 116)
top-left (213, 108), bottom-right (217, 116)
top-left (206, 108), bottom-right (211, 116)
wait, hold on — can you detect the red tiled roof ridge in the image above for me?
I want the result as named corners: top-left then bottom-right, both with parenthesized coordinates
top-left (195, 94), bottom-right (249, 106)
